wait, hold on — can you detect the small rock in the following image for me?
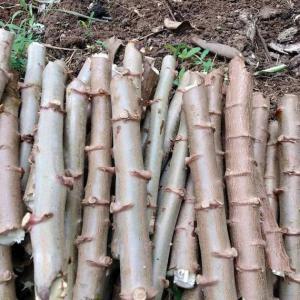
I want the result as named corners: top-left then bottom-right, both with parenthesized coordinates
top-left (277, 27), bottom-right (298, 43)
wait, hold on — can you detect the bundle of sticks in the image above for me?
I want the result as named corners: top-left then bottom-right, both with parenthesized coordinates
top-left (0, 27), bottom-right (300, 300)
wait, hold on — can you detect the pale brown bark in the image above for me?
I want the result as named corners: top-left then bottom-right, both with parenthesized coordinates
top-left (64, 58), bottom-right (91, 299)
top-left (145, 55), bottom-right (176, 231)
top-left (0, 77), bottom-right (24, 245)
top-left (224, 56), bottom-right (268, 299)
top-left (111, 67), bottom-right (154, 299)
top-left (252, 92), bottom-right (270, 174)
top-left (123, 42), bottom-right (142, 114)
top-left (152, 112), bottom-right (188, 300)
top-left (19, 42), bottom-right (46, 191)
top-left (163, 71), bottom-right (191, 164)
top-left (251, 93), bottom-right (292, 280)
top-left (206, 68), bottom-right (224, 177)
top-left (169, 177), bottom-right (199, 289)
top-left (0, 29), bottom-right (14, 101)
top-left (277, 94), bottom-right (300, 299)
top-left (29, 60), bottom-right (67, 299)
top-left (191, 35), bottom-right (242, 59)
top-left (73, 54), bottom-right (112, 300)
top-left (183, 72), bottom-right (237, 300)
top-left (0, 246), bottom-right (16, 299)
top-left (265, 121), bottom-right (280, 218)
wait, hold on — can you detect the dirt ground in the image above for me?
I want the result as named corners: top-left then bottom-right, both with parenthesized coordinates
top-left (1, 0), bottom-right (300, 109)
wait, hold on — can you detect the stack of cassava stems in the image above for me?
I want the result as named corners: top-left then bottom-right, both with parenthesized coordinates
top-left (0, 27), bottom-right (300, 300)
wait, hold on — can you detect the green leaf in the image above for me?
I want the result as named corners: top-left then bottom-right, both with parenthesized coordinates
top-left (165, 44), bottom-right (177, 55)
top-left (200, 48), bottom-right (210, 61)
top-left (11, 10), bottom-right (23, 22)
top-left (178, 48), bottom-right (188, 59)
top-left (202, 58), bottom-right (213, 73)
top-left (185, 47), bottom-right (201, 58)
top-left (173, 67), bottom-right (185, 86)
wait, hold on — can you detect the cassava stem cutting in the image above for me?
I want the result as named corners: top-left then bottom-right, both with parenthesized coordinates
top-left (0, 77), bottom-right (24, 245)
top-left (183, 72), bottom-right (237, 299)
top-left (152, 112), bottom-right (188, 299)
top-left (277, 94), bottom-right (300, 299)
top-left (73, 54), bottom-right (112, 300)
top-left (19, 42), bottom-right (46, 191)
top-left (169, 177), bottom-right (199, 289)
top-left (111, 66), bottom-right (154, 299)
top-left (64, 58), bottom-right (91, 299)
top-left (224, 56), bottom-right (268, 299)
top-left (0, 29), bottom-right (14, 102)
top-left (145, 55), bottom-right (176, 231)
top-left (29, 60), bottom-right (67, 299)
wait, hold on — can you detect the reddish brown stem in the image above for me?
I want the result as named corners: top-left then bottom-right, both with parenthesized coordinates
top-left (0, 77), bottom-right (24, 245)
top-left (224, 57), bottom-right (268, 299)
top-left (183, 72), bottom-right (237, 299)
top-left (73, 54), bottom-right (112, 300)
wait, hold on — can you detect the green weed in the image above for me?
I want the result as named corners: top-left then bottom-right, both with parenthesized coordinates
top-left (0, 0), bottom-right (40, 72)
top-left (166, 43), bottom-right (214, 85)
top-left (78, 12), bottom-right (95, 38)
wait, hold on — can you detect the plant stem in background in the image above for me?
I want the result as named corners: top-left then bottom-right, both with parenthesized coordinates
top-left (278, 94), bottom-right (300, 299)
top-left (265, 121), bottom-right (280, 218)
top-left (0, 29), bottom-right (14, 101)
top-left (191, 35), bottom-right (242, 59)
top-left (152, 112), bottom-right (188, 300)
top-left (0, 77), bottom-right (24, 245)
top-left (145, 55), bottom-right (176, 232)
top-left (29, 60), bottom-right (67, 299)
top-left (224, 57), bottom-right (268, 299)
top-left (19, 42), bottom-right (46, 191)
top-left (123, 42), bottom-right (143, 115)
top-left (163, 71), bottom-right (190, 166)
top-left (206, 68), bottom-right (224, 177)
top-left (252, 92), bottom-right (270, 174)
top-left (169, 177), bottom-right (199, 289)
top-left (73, 54), bottom-right (112, 300)
top-left (111, 65), bottom-right (154, 299)
top-left (183, 72), bottom-right (237, 299)
top-left (64, 58), bottom-right (91, 300)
